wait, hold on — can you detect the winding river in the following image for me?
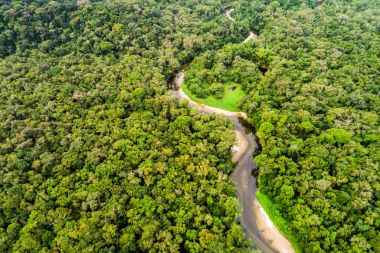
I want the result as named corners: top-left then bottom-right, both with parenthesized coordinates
top-left (168, 9), bottom-right (295, 253)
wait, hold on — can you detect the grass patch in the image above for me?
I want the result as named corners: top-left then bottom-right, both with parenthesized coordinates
top-left (182, 82), bottom-right (245, 112)
top-left (256, 191), bottom-right (303, 253)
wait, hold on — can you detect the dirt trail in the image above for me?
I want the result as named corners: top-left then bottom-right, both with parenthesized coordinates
top-left (243, 32), bottom-right (258, 44)
top-left (226, 8), bottom-right (236, 21)
top-left (168, 10), bottom-right (295, 253)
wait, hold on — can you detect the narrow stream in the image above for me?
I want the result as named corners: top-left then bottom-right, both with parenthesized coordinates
top-left (167, 10), bottom-right (296, 253)
top-left (169, 72), bottom-right (281, 253)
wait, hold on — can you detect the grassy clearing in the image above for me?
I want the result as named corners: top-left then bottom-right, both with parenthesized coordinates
top-left (256, 191), bottom-right (303, 253)
top-left (182, 82), bottom-right (245, 112)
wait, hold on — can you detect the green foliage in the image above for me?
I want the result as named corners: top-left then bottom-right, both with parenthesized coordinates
top-left (183, 82), bottom-right (246, 112)
top-left (0, 0), bottom-right (379, 252)
top-left (256, 191), bottom-right (303, 253)
top-left (0, 0), bottom-right (257, 252)
top-left (209, 83), bottom-right (225, 99)
top-left (243, 0), bottom-right (380, 252)
top-left (183, 44), bottom-right (260, 111)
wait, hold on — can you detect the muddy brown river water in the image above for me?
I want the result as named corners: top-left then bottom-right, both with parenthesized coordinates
top-left (169, 71), bottom-right (295, 253)
top-left (167, 9), bottom-right (296, 251)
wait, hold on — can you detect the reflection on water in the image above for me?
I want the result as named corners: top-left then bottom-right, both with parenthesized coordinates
top-left (169, 69), bottom-right (278, 253)
top-left (237, 115), bottom-right (255, 135)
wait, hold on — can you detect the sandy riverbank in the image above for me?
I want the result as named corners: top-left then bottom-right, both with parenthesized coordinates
top-left (170, 69), bottom-right (295, 253)
top-left (167, 9), bottom-right (296, 253)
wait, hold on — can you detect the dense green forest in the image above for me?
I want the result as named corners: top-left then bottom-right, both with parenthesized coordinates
top-left (237, 1), bottom-right (380, 252)
top-left (183, 45), bottom-right (260, 111)
top-left (0, 0), bottom-right (379, 252)
top-left (0, 0), bottom-right (254, 252)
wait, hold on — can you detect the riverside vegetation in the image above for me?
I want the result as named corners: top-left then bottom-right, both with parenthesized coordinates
top-left (0, 1), bottom-right (256, 252)
top-left (241, 1), bottom-right (379, 252)
top-left (0, 0), bottom-right (379, 253)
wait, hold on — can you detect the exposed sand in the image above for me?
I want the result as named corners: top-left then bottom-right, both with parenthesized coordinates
top-left (77, 0), bottom-right (90, 5)
top-left (170, 70), bottom-right (295, 253)
top-left (232, 130), bottom-right (247, 162)
top-left (243, 32), bottom-right (258, 44)
top-left (167, 9), bottom-right (296, 253)
top-left (226, 8), bottom-right (236, 21)
top-left (254, 199), bottom-right (295, 253)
